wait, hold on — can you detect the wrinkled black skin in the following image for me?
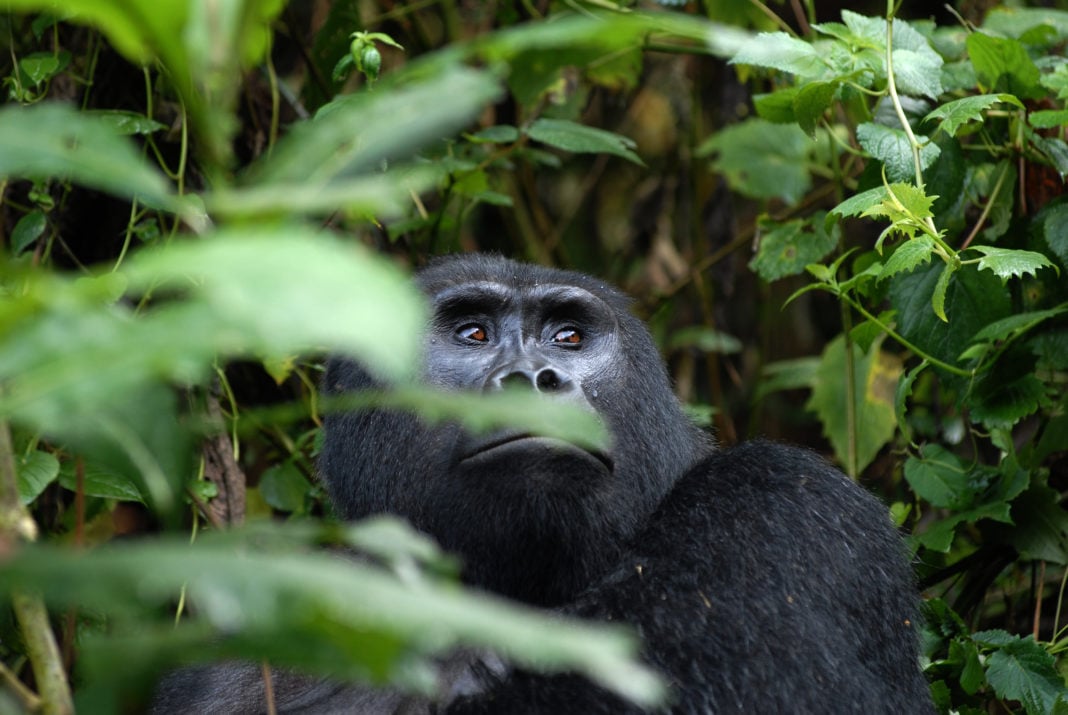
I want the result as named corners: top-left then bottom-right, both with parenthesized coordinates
top-left (155, 254), bottom-right (933, 713)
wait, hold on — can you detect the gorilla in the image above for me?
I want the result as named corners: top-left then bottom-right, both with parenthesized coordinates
top-left (155, 253), bottom-right (933, 713)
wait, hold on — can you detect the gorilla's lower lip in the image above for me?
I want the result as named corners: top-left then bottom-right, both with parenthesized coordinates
top-left (460, 433), bottom-right (613, 471)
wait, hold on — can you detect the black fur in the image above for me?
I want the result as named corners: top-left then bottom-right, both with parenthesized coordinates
top-left (156, 254), bottom-right (933, 713)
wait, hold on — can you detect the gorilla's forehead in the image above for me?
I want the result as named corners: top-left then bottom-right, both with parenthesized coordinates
top-left (429, 280), bottom-right (606, 314)
top-left (415, 254), bottom-right (632, 313)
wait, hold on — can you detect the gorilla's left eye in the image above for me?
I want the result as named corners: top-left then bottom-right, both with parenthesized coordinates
top-left (552, 327), bottom-right (582, 345)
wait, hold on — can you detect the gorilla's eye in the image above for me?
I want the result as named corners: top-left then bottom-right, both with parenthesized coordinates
top-left (552, 327), bottom-right (582, 345)
top-left (457, 323), bottom-right (488, 342)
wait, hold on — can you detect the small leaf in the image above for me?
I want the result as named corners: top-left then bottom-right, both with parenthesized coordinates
top-left (89, 109), bottom-right (168, 136)
top-left (829, 186), bottom-right (889, 221)
top-left (1030, 109), bottom-right (1068, 129)
top-left (667, 327), bottom-right (742, 354)
top-left (749, 215), bottom-right (838, 281)
top-left (525, 118), bottom-right (643, 165)
top-left (912, 501), bottom-right (1013, 552)
top-left (793, 81), bottom-right (837, 136)
top-left (11, 209), bottom-right (47, 255)
top-left (856, 122), bottom-right (941, 182)
top-left (894, 360), bottom-right (927, 444)
top-left (904, 444), bottom-right (970, 509)
top-left (466, 125), bottom-right (520, 144)
top-left (17, 450), bottom-right (60, 504)
top-left (729, 32), bottom-right (826, 79)
top-left (931, 261), bottom-right (956, 323)
top-left (259, 463), bottom-right (312, 514)
top-left (967, 246), bottom-right (1058, 281)
top-left (878, 236), bottom-right (935, 280)
top-left (924, 94), bottom-right (1024, 137)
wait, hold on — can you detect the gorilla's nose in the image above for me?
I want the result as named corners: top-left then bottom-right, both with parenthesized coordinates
top-left (487, 363), bottom-right (573, 394)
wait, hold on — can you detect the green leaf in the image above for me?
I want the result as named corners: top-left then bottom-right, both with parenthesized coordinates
top-left (894, 360), bottom-right (927, 444)
top-left (17, 450), bottom-right (60, 505)
top-left (729, 32), bottom-right (826, 79)
top-left (891, 48), bottom-right (943, 99)
top-left (525, 118), bottom-right (643, 165)
top-left (930, 261), bottom-right (956, 323)
top-left (967, 32), bottom-right (1043, 100)
top-left (1008, 485), bottom-right (1068, 565)
top-left (666, 327), bottom-right (742, 354)
top-left (1034, 200), bottom-right (1068, 265)
top-left (923, 94), bottom-right (1024, 137)
top-left (2, 523), bottom-right (664, 707)
top-left (121, 227), bottom-right (425, 383)
top-left (972, 306), bottom-right (1068, 344)
top-left (983, 635), bottom-right (1068, 715)
top-left (250, 65), bottom-right (502, 185)
top-left (804, 335), bottom-right (901, 475)
top-left (753, 87), bottom-right (799, 123)
top-left (967, 246), bottom-right (1058, 282)
top-left (0, 102), bottom-right (179, 212)
top-left (828, 186), bottom-right (889, 222)
top-left (749, 215), bottom-right (838, 282)
top-left (913, 501), bottom-right (1014, 553)
top-left (88, 109), bottom-right (168, 136)
top-left (903, 444), bottom-right (971, 509)
top-left (259, 463), bottom-right (313, 514)
top-left (968, 372), bottom-right (1048, 429)
top-left (890, 262), bottom-right (1012, 368)
top-left (878, 236), bottom-right (935, 280)
top-left (466, 125), bottom-right (520, 144)
top-left (11, 209), bottom-right (47, 255)
top-left (793, 81), bottom-right (837, 137)
top-left (57, 463), bottom-right (146, 504)
top-left (1030, 109), bottom-right (1068, 129)
top-left (698, 119), bottom-right (813, 203)
top-left (856, 122), bottom-right (941, 182)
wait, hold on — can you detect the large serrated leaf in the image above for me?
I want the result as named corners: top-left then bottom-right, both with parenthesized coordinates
top-left (856, 122), bottom-right (941, 182)
top-left (984, 636), bottom-right (1068, 715)
top-left (967, 246), bottom-right (1058, 281)
top-left (829, 186), bottom-right (890, 221)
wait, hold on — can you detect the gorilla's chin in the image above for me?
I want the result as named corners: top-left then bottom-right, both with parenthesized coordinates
top-left (458, 432), bottom-right (613, 476)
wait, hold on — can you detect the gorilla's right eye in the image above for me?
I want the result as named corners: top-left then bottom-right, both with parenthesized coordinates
top-left (457, 324), bottom-right (488, 342)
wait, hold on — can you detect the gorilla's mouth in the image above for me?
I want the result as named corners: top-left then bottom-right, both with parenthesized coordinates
top-left (459, 431), bottom-right (613, 472)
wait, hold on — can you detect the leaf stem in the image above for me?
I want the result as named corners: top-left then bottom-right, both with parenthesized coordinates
top-left (884, 2), bottom-right (939, 237)
top-left (960, 161), bottom-right (1010, 250)
top-left (840, 294), bottom-right (973, 378)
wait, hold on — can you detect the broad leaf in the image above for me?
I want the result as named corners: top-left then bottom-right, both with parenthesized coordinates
top-left (698, 119), bottom-right (813, 203)
top-left (805, 335), bottom-right (901, 475)
top-left (903, 444), bottom-right (971, 509)
top-left (967, 32), bottom-right (1044, 100)
top-left (0, 103), bottom-right (180, 212)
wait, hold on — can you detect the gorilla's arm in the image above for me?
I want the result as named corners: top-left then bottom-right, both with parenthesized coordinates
top-left (448, 441), bottom-right (932, 715)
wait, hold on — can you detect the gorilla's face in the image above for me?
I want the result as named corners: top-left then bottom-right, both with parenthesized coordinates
top-left (321, 255), bottom-right (709, 605)
top-left (425, 279), bottom-right (619, 489)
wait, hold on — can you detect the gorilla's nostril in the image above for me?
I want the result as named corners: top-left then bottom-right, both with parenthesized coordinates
top-left (535, 369), bottom-right (562, 392)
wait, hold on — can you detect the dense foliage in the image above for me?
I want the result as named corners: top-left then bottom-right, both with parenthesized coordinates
top-left (0, 1), bottom-right (1066, 713)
